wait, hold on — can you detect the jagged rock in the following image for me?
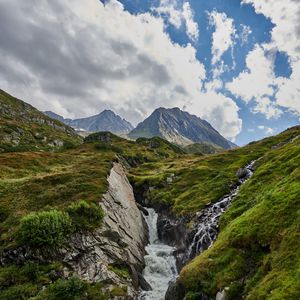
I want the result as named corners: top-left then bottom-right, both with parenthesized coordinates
top-left (61, 163), bottom-right (148, 298)
top-left (137, 272), bottom-right (152, 291)
top-left (165, 281), bottom-right (186, 300)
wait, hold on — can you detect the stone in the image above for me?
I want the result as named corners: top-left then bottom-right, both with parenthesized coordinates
top-left (236, 167), bottom-right (249, 179)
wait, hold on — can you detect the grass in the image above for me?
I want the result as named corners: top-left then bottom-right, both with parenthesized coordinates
top-left (0, 143), bottom-right (114, 251)
top-left (129, 126), bottom-right (300, 215)
top-left (0, 89), bottom-right (82, 153)
top-left (178, 129), bottom-right (300, 299)
top-left (1, 90), bottom-right (300, 299)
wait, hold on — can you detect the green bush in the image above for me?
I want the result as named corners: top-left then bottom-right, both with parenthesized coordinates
top-left (67, 201), bottom-right (104, 231)
top-left (16, 210), bottom-right (73, 248)
top-left (45, 277), bottom-right (87, 300)
top-left (0, 283), bottom-right (39, 300)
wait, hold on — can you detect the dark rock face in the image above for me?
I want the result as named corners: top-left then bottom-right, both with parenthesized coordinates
top-left (44, 109), bottom-right (133, 134)
top-left (165, 281), bottom-right (186, 300)
top-left (129, 107), bottom-right (235, 149)
top-left (157, 212), bottom-right (189, 270)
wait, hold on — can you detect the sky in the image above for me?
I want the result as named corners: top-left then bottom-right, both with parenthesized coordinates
top-left (0, 0), bottom-right (299, 145)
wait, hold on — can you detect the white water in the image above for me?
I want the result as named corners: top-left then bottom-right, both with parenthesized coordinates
top-left (139, 208), bottom-right (178, 300)
top-left (188, 160), bottom-right (256, 259)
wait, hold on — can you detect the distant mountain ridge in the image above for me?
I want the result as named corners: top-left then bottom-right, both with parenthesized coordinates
top-left (44, 110), bottom-right (134, 134)
top-left (129, 107), bottom-right (235, 149)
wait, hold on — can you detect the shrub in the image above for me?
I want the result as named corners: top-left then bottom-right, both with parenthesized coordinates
top-left (67, 201), bottom-right (105, 231)
top-left (16, 210), bottom-right (73, 248)
top-left (45, 277), bottom-right (88, 300)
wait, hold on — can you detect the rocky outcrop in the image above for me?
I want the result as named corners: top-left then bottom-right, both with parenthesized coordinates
top-left (62, 163), bottom-right (148, 298)
top-left (157, 212), bottom-right (189, 270)
top-left (1, 163), bottom-right (148, 299)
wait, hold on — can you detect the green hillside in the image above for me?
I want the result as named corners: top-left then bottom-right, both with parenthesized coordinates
top-left (0, 90), bottom-right (299, 299)
top-left (0, 90), bottom-right (81, 152)
top-left (179, 130), bottom-right (300, 299)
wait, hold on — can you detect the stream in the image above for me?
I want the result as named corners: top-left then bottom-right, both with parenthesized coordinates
top-left (139, 161), bottom-right (256, 299)
top-left (188, 160), bottom-right (256, 260)
top-left (139, 208), bottom-right (178, 300)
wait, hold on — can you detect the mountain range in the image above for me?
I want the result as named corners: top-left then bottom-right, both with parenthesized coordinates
top-left (46, 107), bottom-right (235, 149)
top-left (44, 110), bottom-right (134, 134)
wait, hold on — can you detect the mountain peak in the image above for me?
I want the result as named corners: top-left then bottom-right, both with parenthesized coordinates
top-left (129, 107), bottom-right (235, 149)
top-left (44, 109), bottom-right (133, 134)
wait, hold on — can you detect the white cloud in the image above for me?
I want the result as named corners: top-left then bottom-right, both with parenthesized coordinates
top-left (182, 2), bottom-right (199, 41)
top-left (0, 0), bottom-right (242, 140)
top-left (155, 0), bottom-right (199, 41)
top-left (240, 24), bottom-right (252, 45)
top-left (252, 97), bottom-right (282, 119)
top-left (208, 11), bottom-right (236, 65)
top-left (226, 44), bottom-right (276, 103)
top-left (240, 0), bottom-right (300, 117)
top-left (258, 125), bottom-right (274, 135)
top-left (154, 0), bottom-right (182, 28)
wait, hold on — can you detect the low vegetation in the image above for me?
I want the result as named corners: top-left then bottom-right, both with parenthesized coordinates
top-left (178, 131), bottom-right (300, 299)
top-left (67, 200), bottom-right (105, 231)
top-left (16, 210), bottom-right (73, 248)
top-left (0, 89), bottom-right (82, 153)
top-left (129, 126), bottom-right (300, 215)
top-left (1, 90), bottom-right (299, 299)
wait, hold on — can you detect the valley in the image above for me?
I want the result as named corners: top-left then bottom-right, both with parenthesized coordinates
top-left (0, 91), bottom-right (299, 299)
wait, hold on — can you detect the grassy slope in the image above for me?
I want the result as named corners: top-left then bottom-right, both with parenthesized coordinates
top-left (1, 90), bottom-right (299, 299)
top-left (129, 127), bottom-right (300, 216)
top-left (177, 132), bottom-right (300, 299)
top-left (0, 133), bottom-right (182, 251)
top-left (0, 89), bottom-right (81, 152)
top-left (0, 132), bottom-right (183, 299)
top-left (184, 142), bottom-right (223, 155)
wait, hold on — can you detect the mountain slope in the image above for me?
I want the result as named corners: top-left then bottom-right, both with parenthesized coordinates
top-left (44, 110), bottom-right (134, 134)
top-left (128, 126), bottom-right (300, 299)
top-left (0, 90), bottom-right (81, 152)
top-left (128, 107), bottom-right (235, 149)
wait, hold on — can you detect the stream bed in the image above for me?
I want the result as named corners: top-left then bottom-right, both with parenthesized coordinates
top-left (139, 208), bottom-right (178, 300)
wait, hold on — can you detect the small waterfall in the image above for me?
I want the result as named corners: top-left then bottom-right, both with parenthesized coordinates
top-left (139, 208), bottom-right (178, 300)
top-left (188, 160), bottom-right (256, 259)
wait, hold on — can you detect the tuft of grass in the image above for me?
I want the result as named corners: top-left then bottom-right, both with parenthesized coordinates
top-left (66, 200), bottom-right (105, 231)
top-left (16, 210), bottom-right (73, 248)
top-left (108, 265), bottom-right (131, 279)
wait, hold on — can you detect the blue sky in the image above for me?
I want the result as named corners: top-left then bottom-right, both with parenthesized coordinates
top-left (118, 0), bottom-right (299, 145)
top-left (0, 0), bottom-right (299, 145)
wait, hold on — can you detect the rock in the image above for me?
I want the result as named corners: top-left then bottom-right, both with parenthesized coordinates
top-left (165, 280), bottom-right (186, 300)
top-left (236, 167), bottom-right (249, 179)
top-left (136, 203), bottom-right (149, 215)
top-left (137, 272), bottom-right (152, 291)
top-left (59, 163), bottom-right (148, 298)
top-left (216, 289), bottom-right (227, 300)
top-left (157, 213), bottom-right (189, 269)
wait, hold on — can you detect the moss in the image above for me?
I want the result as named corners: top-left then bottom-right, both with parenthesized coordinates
top-left (0, 263), bottom-right (62, 300)
top-left (110, 285), bottom-right (127, 297)
top-left (108, 265), bottom-right (131, 279)
top-left (0, 89), bottom-right (82, 153)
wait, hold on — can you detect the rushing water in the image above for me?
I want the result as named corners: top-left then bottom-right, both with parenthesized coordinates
top-left (188, 160), bottom-right (256, 259)
top-left (139, 208), bottom-right (178, 300)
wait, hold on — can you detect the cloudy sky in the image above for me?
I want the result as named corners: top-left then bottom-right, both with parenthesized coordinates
top-left (0, 0), bottom-right (299, 145)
